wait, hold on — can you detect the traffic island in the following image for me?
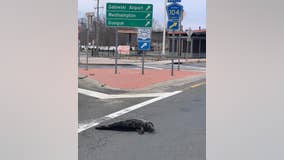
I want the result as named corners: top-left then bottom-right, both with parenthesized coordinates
top-left (78, 68), bottom-right (204, 90)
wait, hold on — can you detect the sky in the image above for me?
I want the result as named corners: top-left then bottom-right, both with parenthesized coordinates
top-left (78, 0), bottom-right (206, 30)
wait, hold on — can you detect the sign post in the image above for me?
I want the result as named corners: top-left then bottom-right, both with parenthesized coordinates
top-left (78, 40), bottom-right (80, 66)
top-left (138, 28), bottom-right (151, 75)
top-left (171, 34), bottom-right (174, 76)
top-left (106, 3), bottom-right (153, 74)
top-left (166, 1), bottom-right (183, 75)
top-left (142, 51), bottom-right (145, 75)
top-left (115, 29), bottom-right (118, 74)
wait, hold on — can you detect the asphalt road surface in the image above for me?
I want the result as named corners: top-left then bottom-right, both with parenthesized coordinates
top-left (79, 61), bottom-right (206, 72)
top-left (78, 82), bottom-right (205, 160)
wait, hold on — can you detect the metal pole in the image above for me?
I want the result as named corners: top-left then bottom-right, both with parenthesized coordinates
top-left (115, 29), bottom-right (118, 74)
top-left (186, 39), bottom-right (189, 59)
top-left (182, 38), bottom-right (184, 58)
top-left (95, 0), bottom-right (100, 56)
top-left (162, 0), bottom-right (167, 56)
top-left (177, 31), bottom-right (181, 71)
top-left (91, 40), bottom-right (94, 56)
top-left (190, 38), bottom-right (193, 58)
top-left (78, 40), bottom-right (80, 66)
top-left (86, 13), bottom-right (94, 70)
top-left (86, 27), bottom-right (89, 70)
top-left (199, 39), bottom-right (201, 58)
top-left (142, 51), bottom-right (145, 75)
top-left (171, 32), bottom-right (174, 76)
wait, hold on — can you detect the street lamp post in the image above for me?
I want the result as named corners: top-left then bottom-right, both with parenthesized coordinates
top-left (95, 0), bottom-right (100, 56)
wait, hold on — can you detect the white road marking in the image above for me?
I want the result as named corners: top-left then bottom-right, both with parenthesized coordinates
top-left (187, 66), bottom-right (206, 70)
top-left (136, 65), bottom-right (164, 70)
top-left (78, 88), bottom-right (109, 99)
top-left (78, 88), bottom-right (174, 99)
top-left (107, 93), bottom-right (171, 99)
top-left (78, 122), bottom-right (99, 133)
top-left (78, 90), bottom-right (182, 133)
top-left (144, 66), bottom-right (164, 70)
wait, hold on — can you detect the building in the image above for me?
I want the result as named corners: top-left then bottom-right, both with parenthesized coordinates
top-left (79, 22), bottom-right (206, 58)
top-left (167, 28), bottom-right (206, 58)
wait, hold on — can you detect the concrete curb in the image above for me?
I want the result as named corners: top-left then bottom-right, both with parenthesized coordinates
top-left (79, 73), bottom-right (206, 92)
top-left (78, 74), bottom-right (88, 79)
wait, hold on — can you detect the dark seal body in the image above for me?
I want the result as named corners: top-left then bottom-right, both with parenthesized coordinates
top-left (95, 119), bottom-right (154, 134)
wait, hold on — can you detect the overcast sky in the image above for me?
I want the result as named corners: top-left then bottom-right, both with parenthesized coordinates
top-left (78, 0), bottom-right (206, 30)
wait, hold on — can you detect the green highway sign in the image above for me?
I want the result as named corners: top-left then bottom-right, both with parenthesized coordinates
top-left (107, 3), bottom-right (153, 12)
top-left (107, 11), bottom-right (152, 20)
top-left (107, 19), bottom-right (152, 27)
top-left (106, 3), bottom-right (153, 28)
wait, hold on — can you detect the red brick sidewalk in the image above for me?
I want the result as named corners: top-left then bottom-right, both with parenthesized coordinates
top-left (79, 68), bottom-right (203, 89)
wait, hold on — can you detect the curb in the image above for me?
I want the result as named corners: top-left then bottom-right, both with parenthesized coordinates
top-left (79, 73), bottom-right (206, 92)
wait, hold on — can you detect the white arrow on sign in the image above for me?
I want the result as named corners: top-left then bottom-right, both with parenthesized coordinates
top-left (141, 43), bottom-right (147, 48)
top-left (145, 21), bottom-right (150, 27)
top-left (146, 5), bottom-right (151, 11)
top-left (145, 13), bottom-right (151, 19)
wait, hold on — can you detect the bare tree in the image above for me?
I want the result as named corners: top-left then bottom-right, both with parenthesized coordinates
top-left (152, 18), bottom-right (163, 32)
top-left (78, 14), bottom-right (163, 49)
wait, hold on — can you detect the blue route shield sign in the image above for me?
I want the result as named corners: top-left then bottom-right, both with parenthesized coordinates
top-left (168, 0), bottom-right (181, 2)
top-left (137, 28), bottom-right (151, 51)
top-left (166, 3), bottom-right (183, 20)
top-left (167, 20), bottom-right (179, 31)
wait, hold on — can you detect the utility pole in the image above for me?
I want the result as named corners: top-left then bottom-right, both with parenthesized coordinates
top-left (86, 12), bottom-right (94, 70)
top-left (95, 0), bottom-right (100, 56)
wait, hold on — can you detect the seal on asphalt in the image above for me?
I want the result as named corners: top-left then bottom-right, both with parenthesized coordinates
top-left (95, 119), bottom-right (155, 134)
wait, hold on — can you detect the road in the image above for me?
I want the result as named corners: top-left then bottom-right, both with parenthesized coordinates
top-left (79, 61), bottom-right (206, 72)
top-left (78, 81), bottom-right (205, 160)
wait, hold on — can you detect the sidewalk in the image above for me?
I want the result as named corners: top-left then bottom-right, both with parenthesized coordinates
top-left (78, 68), bottom-right (204, 90)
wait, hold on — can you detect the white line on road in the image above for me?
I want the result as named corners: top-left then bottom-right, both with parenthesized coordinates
top-left (78, 88), bottom-right (109, 99)
top-left (107, 93), bottom-right (170, 99)
top-left (78, 88), bottom-right (175, 99)
top-left (136, 65), bottom-right (164, 70)
top-left (78, 90), bottom-right (182, 133)
top-left (144, 66), bottom-right (164, 70)
top-left (186, 66), bottom-right (206, 70)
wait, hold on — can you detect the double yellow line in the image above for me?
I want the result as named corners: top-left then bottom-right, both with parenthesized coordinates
top-left (190, 81), bottom-right (206, 88)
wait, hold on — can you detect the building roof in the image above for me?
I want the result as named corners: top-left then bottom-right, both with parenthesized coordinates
top-left (192, 29), bottom-right (206, 33)
top-left (117, 29), bottom-right (137, 34)
top-left (167, 29), bottom-right (206, 35)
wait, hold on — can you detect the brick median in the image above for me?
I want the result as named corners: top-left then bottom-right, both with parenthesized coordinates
top-left (79, 68), bottom-right (203, 90)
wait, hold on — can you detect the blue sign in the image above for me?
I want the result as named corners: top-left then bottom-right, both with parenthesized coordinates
top-left (166, 3), bottom-right (183, 20)
top-left (138, 41), bottom-right (151, 51)
top-left (137, 28), bottom-right (151, 51)
top-left (167, 20), bottom-right (179, 31)
top-left (168, 0), bottom-right (181, 2)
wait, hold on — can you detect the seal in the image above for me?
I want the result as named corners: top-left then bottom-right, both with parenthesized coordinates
top-left (95, 119), bottom-right (155, 134)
